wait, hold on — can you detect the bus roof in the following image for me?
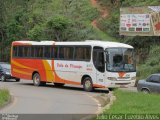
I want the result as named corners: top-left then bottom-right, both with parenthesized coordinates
top-left (12, 40), bottom-right (133, 48)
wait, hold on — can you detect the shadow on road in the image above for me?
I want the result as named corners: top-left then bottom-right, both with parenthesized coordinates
top-left (0, 79), bottom-right (18, 82)
top-left (17, 82), bottom-right (109, 94)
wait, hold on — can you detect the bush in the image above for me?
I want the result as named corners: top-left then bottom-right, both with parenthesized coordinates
top-left (137, 46), bottom-right (160, 79)
top-left (0, 89), bottom-right (10, 107)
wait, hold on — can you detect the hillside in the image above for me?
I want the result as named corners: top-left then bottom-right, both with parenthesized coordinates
top-left (0, 0), bottom-right (113, 61)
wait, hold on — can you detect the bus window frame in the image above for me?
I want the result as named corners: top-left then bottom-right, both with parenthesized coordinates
top-left (74, 45), bottom-right (91, 62)
top-left (12, 45), bottom-right (92, 62)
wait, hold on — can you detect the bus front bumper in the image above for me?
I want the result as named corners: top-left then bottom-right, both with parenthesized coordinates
top-left (106, 80), bottom-right (135, 88)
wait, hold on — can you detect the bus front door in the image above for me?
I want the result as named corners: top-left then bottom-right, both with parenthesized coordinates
top-left (93, 47), bottom-right (105, 86)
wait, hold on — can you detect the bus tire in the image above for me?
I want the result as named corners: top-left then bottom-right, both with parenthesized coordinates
top-left (15, 78), bottom-right (20, 82)
top-left (83, 77), bottom-right (93, 92)
top-left (33, 73), bottom-right (42, 86)
top-left (54, 83), bottom-right (65, 87)
top-left (1, 74), bottom-right (6, 82)
top-left (108, 88), bottom-right (117, 91)
top-left (41, 82), bottom-right (46, 86)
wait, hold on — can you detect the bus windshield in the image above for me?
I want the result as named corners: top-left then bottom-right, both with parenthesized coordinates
top-left (106, 48), bottom-right (136, 72)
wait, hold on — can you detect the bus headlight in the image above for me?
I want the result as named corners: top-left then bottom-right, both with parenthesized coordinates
top-left (108, 77), bottom-right (117, 81)
top-left (131, 76), bottom-right (136, 80)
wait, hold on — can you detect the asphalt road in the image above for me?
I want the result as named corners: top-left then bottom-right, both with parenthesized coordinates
top-left (0, 79), bottom-right (109, 119)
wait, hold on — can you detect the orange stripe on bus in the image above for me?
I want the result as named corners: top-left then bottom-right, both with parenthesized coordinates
top-left (12, 42), bottom-right (32, 46)
top-left (42, 60), bottom-right (55, 82)
top-left (64, 80), bottom-right (80, 85)
top-left (11, 60), bottom-right (35, 70)
top-left (13, 68), bottom-right (31, 75)
top-left (93, 84), bottom-right (106, 88)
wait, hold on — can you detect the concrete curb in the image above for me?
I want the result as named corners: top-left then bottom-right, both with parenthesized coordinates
top-left (81, 92), bottom-right (116, 120)
top-left (98, 92), bottom-right (116, 112)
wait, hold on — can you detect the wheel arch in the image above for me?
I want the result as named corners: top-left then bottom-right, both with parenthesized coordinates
top-left (32, 71), bottom-right (39, 79)
top-left (141, 87), bottom-right (150, 93)
top-left (81, 75), bottom-right (92, 85)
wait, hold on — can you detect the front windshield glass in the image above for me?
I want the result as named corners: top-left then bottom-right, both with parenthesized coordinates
top-left (106, 48), bottom-right (136, 72)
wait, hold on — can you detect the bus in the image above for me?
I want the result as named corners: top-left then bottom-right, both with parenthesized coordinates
top-left (11, 40), bottom-right (136, 91)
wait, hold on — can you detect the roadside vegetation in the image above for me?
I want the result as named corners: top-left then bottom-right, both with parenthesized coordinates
top-left (0, 89), bottom-right (10, 108)
top-left (98, 90), bottom-right (160, 115)
top-left (0, 0), bottom-right (112, 61)
top-left (137, 46), bottom-right (160, 80)
top-left (97, 0), bottom-right (160, 81)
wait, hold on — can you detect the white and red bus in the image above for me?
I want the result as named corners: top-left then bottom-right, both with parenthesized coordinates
top-left (11, 40), bottom-right (136, 91)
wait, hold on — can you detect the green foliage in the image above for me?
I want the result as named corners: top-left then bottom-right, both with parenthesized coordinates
top-left (98, 10), bottom-right (119, 38)
top-left (0, 0), bottom-right (105, 61)
top-left (47, 16), bottom-right (70, 30)
top-left (46, 15), bottom-right (71, 41)
top-left (27, 24), bottom-right (45, 41)
top-left (121, 0), bottom-right (160, 7)
top-left (0, 89), bottom-right (10, 107)
top-left (137, 46), bottom-right (160, 79)
top-left (97, 90), bottom-right (160, 116)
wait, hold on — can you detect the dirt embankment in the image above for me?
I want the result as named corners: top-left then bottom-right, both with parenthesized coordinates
top-left (91, 0), bottom-right (108, 29)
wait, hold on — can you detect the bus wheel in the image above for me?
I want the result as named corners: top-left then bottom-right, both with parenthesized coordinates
top-left (54, 83), bottom-right (65, 87)
top-left (33, 73), bottom-right (42, 86)
top-left (108, 88), bottom-right (117, 91)
top-left (41, 82), bottom-right (46, 86)
top-left (83, 77), bottom-right (93, 92)
top-left (15, 78), bottom-right (20, 82)
top-left (1, 74), bottom-right (6, 82)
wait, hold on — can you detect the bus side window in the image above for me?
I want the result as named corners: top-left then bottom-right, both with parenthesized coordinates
top-left (30, 46), bottom-right (35, 57)
top-left (93, 51), bottom-right (97, 65)
top-left (51, 46), bottom-right (58, 59)
top-left (84, 47), bottom-right (91, 61)
top-left (24, 46), bottom-right (30, 57)
top-left (13, 46), bottom-right (18, 57)
top-left (75, 46), bottom-right (91, 61)
top-left (65, 47), bottom-right (74, 60)
top-left (35, 46), bottom-right (43, 58)
top-left (93, 47), bottom-right (105, 73)
top-left (18, 46), bottom-right (23, 57)
top-left (97, 52), bottom-right (105, 72)
top-left (44, 46), bottom-right (51, 58)
top-left (59, 47), bottom-right (74, 60)
top-left (59, 47), bottom-right (64, 59)
top-left (75, 47), bottom-right (83, 60)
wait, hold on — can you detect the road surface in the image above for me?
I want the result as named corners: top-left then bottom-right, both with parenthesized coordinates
top-left (0, 79), bottom-right (109, 119)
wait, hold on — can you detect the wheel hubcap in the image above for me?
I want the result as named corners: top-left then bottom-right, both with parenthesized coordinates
top-left (34, 76), bottom-right (39, 84)
top-left (1, 76), bottom-right (5, 81)
top-left (85, 80), bottom-right (91, 89)
top-left (143, 90), bottom-right (148, 94)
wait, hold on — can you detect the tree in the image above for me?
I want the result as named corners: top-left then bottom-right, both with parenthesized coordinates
top-left (27, 24), bottom-right (44, 41)
top-left (46, 16), bottom-right (70, 41)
